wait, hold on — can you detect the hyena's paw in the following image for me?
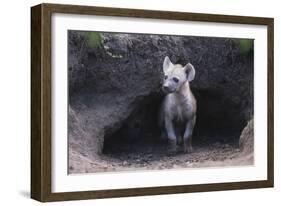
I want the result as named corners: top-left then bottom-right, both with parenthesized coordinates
top-left (183, 144), bottom-right (193, 153)
top-left (167, 139), bottom-right (178, 154)
top-left (183, 138), bottom-right (193, 153)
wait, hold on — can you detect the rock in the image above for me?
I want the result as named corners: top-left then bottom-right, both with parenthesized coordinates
top-left (68, 31), bottom-right (253, 159)
top-left (122, 161), bottom-right (128, 166)
top-left (239, 119), bottom-right (254, 154)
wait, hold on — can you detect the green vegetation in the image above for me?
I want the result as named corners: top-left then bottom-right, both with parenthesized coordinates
top-left (85, 32), bottom-right (102, 48)
top-left (238, 39), bottom-right (254, 54)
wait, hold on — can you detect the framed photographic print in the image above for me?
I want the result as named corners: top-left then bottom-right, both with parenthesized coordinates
top-left (31, 3), bottom-right (274, 202)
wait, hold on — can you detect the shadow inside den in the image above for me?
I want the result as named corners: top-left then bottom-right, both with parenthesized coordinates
top-left (103, 88), bottom-right (247, 156)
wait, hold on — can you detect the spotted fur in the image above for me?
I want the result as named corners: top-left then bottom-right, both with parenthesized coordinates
top-left (159, 56), bottom-right (197, 153)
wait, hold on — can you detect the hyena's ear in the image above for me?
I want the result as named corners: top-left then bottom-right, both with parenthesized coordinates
top-left (163, 56), bottom-right (173, 73)
top-left (184, 63), bottom-right (195, 81)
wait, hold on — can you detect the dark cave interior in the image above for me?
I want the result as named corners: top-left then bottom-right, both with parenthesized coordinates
top-left (103, 89), bottom-right (247, 155)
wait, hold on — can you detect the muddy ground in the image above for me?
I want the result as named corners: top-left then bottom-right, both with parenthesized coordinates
top-left (69, 133), bottom-right (253, 174)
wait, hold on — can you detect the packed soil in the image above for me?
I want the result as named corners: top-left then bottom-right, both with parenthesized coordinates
top-left (68, 134), bottom-right (253, 174)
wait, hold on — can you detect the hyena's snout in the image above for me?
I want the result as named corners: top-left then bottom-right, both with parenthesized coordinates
top-left (162, 85), bottom-right (171, 93)
top-left (162, 83), bottom-right (175, 94)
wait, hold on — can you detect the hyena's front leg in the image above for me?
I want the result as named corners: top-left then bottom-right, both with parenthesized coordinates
top-left (175, 127), bottom-right (183, 146)
top-left (164, 117), bottom-right (177, 153)
top-left (183, 116), bottom-right (196, 153)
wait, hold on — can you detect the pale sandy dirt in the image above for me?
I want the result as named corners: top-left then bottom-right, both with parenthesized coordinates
top-left (69, 137), bottom-right (253, 174)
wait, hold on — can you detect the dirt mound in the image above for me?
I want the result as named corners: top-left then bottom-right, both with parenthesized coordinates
top-left (239, 119), bottom-right (254, 155)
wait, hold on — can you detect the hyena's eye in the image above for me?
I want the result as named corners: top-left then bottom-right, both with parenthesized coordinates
top-left (173, 77), bottom-right (179, 83)
top-left (164, 75), bottom-right (168, 80)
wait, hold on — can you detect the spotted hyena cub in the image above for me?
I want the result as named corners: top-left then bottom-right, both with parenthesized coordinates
top-left (159, 56), bottom-right (197, 153)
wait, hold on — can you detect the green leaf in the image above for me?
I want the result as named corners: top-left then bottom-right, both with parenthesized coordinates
top-left (239, 39), bottom-right (253, 54)
top-left (85, 32), bottom-right (102, 48)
